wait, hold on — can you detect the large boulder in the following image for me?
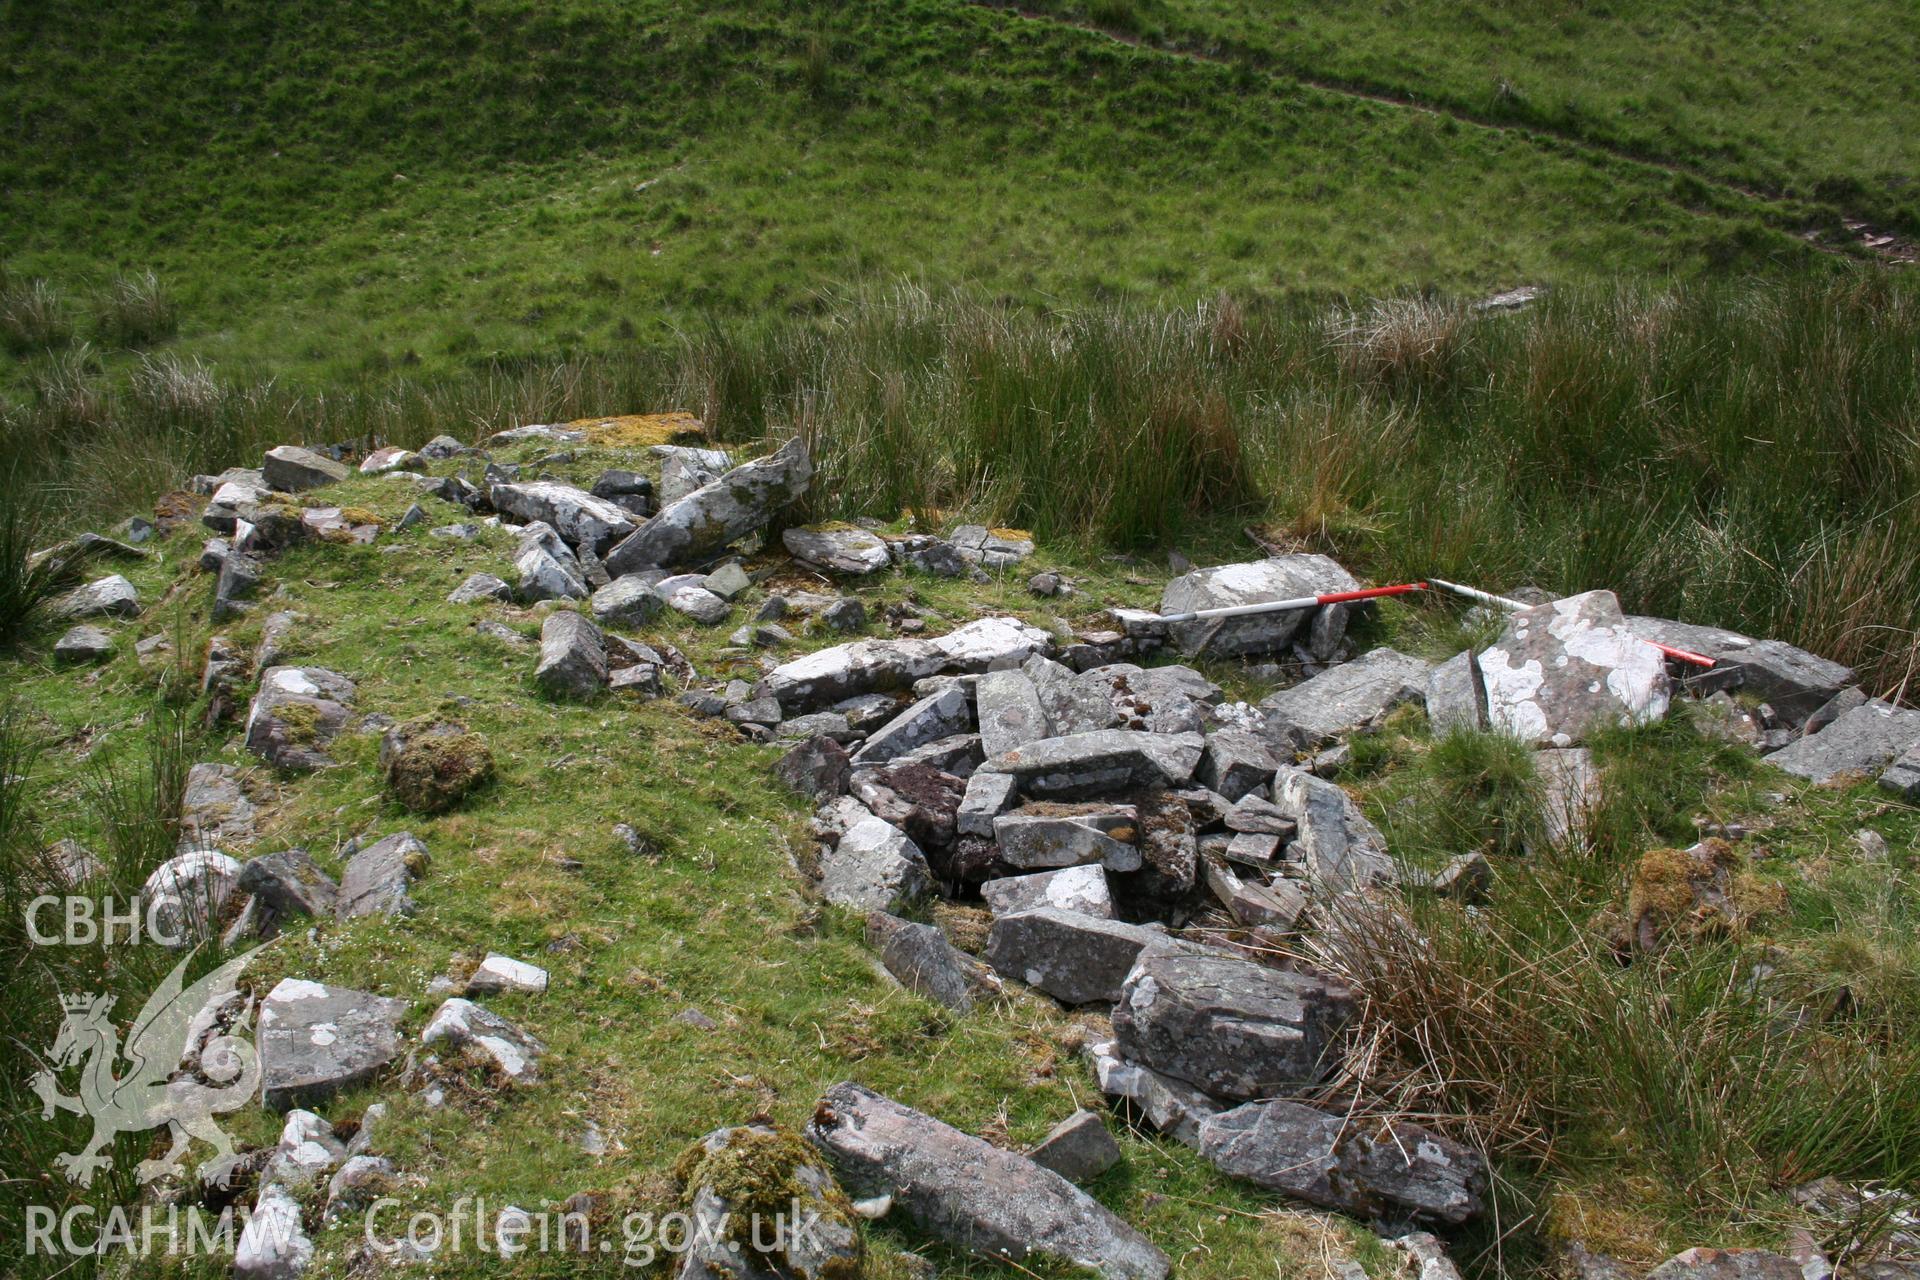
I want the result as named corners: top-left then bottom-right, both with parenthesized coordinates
top-left (805, 1082), bottom-right (1169, 1280)
top-left (1765, 699), bottom-right (1920, 784)
top-left (1271, 769), bottom-right (1395, 890)
top-left (1627, 617), bottom-right (1853, 727)
top-left (489, 481), bottom-right (637, 554)
top-left (1159, 556), bottom-right (1359, 658)
top-left (605, 438), bottom-right (811, 573)
top-left (1258, 648), bottom-right (1432, 751)
top-left (1112, 948), bottom-right (1354, 1099)
top-left (258, 979), bottom-right (407, 1110)
top-left (1198, 1099), bottom-right (1487, 1225)
top-left (982, 908), bottom-right (1167, 1005)
top-left (1479, 590), bottom-right (1670, 746)
top-left (535, 611), bottom-right (608, 699)
top-left (245, 667), bottom-right (357, 770)
top-left (980, 730), bottom-right (1204, 799)
top-left (262, 445), bottom-right (348, 492)
top-left (759, 639), bottom-right (947, 714)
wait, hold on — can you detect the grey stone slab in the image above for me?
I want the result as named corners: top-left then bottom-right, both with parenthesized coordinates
top-left (1480, 590), bottom-right (1670, 746)
top-left (1766, 699), bottom-right (1920, 783)
top-left (258, 978), bottom-right (406, 1110)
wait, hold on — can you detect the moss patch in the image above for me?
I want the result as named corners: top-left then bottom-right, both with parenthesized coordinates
top-left (577, 413), bottom-right (705, 448)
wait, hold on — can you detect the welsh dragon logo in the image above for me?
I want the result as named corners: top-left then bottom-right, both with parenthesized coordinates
top-left (30, 949), bottom-right (260, 1188)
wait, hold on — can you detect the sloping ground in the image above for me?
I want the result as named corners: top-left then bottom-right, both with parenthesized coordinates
top-left (3, 425), bottom-right (1917, 1279)
top-left (0, 0), bottom-right (1836, 383)
top-left (995, 0), bottom-right (1920, 236)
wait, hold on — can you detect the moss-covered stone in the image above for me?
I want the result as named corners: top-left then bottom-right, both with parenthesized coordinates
top-left (383, 719), bottom-right (495, 814)
top-left (672, 1123), bottom-right (862, 1278)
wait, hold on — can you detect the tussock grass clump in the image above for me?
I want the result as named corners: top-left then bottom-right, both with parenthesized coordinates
top-left (92, 270), bottom-right (178, 348)
top-left (0, 275), bottom-right (73, 354)
top-left (0, 488), bottom-right (65, 649)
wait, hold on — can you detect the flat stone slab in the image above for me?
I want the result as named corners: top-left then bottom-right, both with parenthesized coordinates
top-left (245, 667), bottom-right (357, 770)
top-left (866, 911), bottom-right (995, 1012)
top-left (806, 1081), bottom-right (1169, 1280)
top-left (178, 762), bottom-right (257, 853)
top-left (1537, 746), bottom-right (1601, 848)
top-left (784, 525), bottom-right (892, 574)
top-left (820, 816), bottom-right (931, 912)
top-left (55, 574), bottom-right (141, 619)
top-left (1198, 1099), bottom-right (1487, 1225)
top-left (1628, 616), bottom-right (1853, 726)
top-left (259, 978), bottom-right (407, 1110)
top-left (995, 807), bottom-right (1141, 872)
top-left (490, 481), bottom-right (636, 554)
top-left (1479, 590), bottom-right (1670, 746)
top-left (466, 953), bottom-right (549, 996)
top-left (1203, 859), bottom-right (1306, 931)
top-left (983, 907), bottom-right (1167, 1005)
top-left (981, 864), bottom-right (1114, 919)
top-left (933, 616), bottom-right (1054, 672)
top-left (338, 831), bottom-right (427, 918)
top-left (54, 624), bottom-right (115, 663)
top-left (760, 639), bottom-right (948, 713)
top-left (422, 997), bottom-right (544, 1082)
top-left (1078, 663), bottom-right (1222, 735)
top-left (981, 730), bottom-right (1204, 798)
top-left (850, 686), bottom-right (973, 767)
top-left (238, 848), bottom-right (338, 931)
top-left (1644, 1249), bottom-right (1805, 1280)
top-left (606, 438), bottom-right (812, 572)
top-left (1258, 647), bottom-right (1431, 751)
top-left (1113, 948), bottom-right (1354, 1100)
top-left (1086, 1039), bottom-right (1223, 1149)
top-left (1197, 729), bottom-right (1277, 802)
top-left (1159, 556), bottom-right (1358, 658)
top-left (1766, 699), bottom-right (1920, 783)
top-left (976, 668), bottom-right (1050, 759)
top-left (1272, 769), bottom-right (1394, 890)
top-left (262, 445), bottom-right (348, 491)
top-left (448, 572), bottom-right (512, 605)
top-left (1425, 650), bottom-right (1487, 734)
top-left (957, 769), bottom-right (1018, 837)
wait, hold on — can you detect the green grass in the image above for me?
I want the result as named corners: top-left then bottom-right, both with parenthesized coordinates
top-left (7, 278), bottom-right (1917, 695)
top-left (1012, 0), bottom-right (1920, 235)
top-left (0, 0), bottom-right (1863, 386)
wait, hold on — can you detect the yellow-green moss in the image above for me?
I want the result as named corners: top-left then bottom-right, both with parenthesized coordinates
top-left (384, 723), bottom-right (495, 814)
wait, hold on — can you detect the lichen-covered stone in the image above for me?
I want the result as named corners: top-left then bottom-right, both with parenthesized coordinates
top-left (1113, 948), bottom-right (1353, 1099)
top-left (1198, 1099), bottom-right (1488, 1225)
top-left (1479, 590), bottom-right (1670, 746)
top-left (606, 438), bottom-right (811, 573)
top-left (805, 1082), bottom-right (1168, 1280)
top-left (245, 667), bottom-right (357, 770)
top-left (1159, 556), bottom-right (1359, 658)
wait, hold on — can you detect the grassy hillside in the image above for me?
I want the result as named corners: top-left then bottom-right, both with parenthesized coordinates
top-left (1012, 0), bottom-right (1920, 234)
top-left (0, 0), bottom-right (1870, 383)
